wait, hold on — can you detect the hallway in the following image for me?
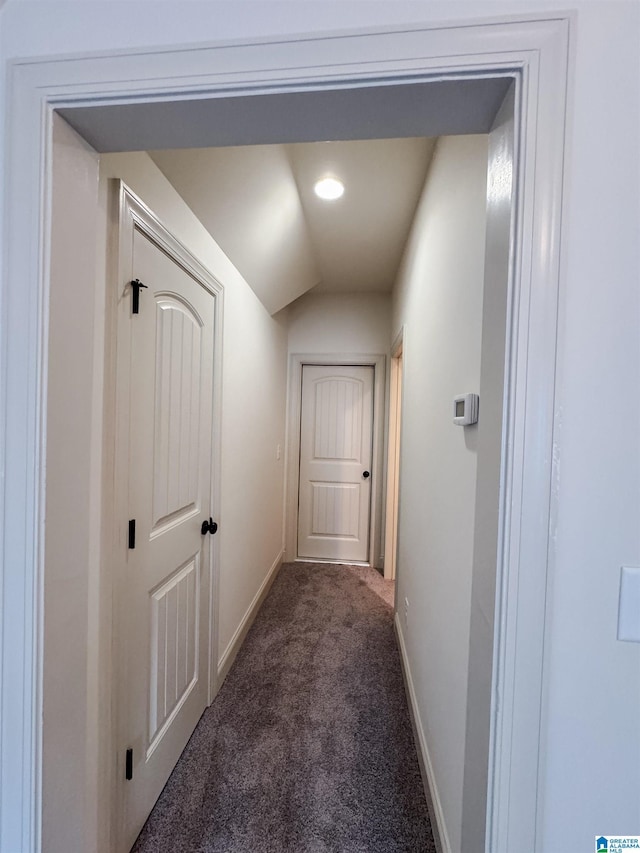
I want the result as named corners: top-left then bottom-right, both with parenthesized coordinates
top-left (132, 563), bottom-right (435, 852)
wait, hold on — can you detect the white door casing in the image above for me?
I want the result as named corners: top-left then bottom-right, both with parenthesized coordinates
top-left (1, 17), bottom-right (571, 853)
top-left (384, 329), bottom-right (405, 582)
top-left (298, 365), bottom-right (374, 563)
top-left (114, 185), bottom-right (222, 851)
top-left (285, 354), bottom-right (386, 571)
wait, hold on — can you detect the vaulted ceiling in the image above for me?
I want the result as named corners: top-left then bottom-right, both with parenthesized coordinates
top-left (149, 137), bottom-right (436, 314)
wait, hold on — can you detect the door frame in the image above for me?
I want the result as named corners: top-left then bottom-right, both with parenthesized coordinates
top-left (0, 15), bottom-right (571, 853)
top-left (383, 327), bottom-right (405, 582)
top-left (285, 354), bottom-right (386, 568)
top-left (110, 182), bottom-right (223, 849)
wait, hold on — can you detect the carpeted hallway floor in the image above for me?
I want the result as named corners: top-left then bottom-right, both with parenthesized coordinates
top-left (132, 562), bottom-right (436, 853)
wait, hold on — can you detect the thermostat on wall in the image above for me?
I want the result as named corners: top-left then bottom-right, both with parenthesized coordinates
top-left (453, 393), bottom-right (479, 426)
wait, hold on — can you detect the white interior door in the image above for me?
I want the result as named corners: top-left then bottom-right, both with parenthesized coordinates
top-left (120, 224), bottom-right (216, 850)
top-left (297, 364), bottom-right (374, 563)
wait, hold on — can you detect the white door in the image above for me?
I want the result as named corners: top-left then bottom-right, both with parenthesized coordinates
top-left (297, 364), bottom-right (374, 563)
top-left (120, 223), bottom-right (216, 850)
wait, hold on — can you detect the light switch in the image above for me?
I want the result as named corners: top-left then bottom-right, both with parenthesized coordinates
top-left (276, 444), bottom-right (281, 461)
top-left (618, 566), bottom-right (640, 643)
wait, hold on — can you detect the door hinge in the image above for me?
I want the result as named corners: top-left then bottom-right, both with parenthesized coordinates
top-left (128, 519), bottom-right (136, 549)
top-left (125, 748), bottom-right (133, 781)
top-left (130, 278), bottom-right (148, 315)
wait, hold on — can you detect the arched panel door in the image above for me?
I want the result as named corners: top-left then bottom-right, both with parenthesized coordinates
top-left (122, 224), bottom-right (216, 850)
top-left (297, 365), bottom-right (374, 563)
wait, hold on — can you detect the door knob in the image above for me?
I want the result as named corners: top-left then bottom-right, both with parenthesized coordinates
top-left (363, 471), bottom-right (370, 479)
top-left (201, 517), bottom-right (218, 535)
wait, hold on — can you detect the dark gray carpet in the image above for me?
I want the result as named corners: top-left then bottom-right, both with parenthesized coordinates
top-left (132, 562), bottom-right (435, 853)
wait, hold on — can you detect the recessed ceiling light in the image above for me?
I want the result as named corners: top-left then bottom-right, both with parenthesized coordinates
top-left (314, 177), bottom-right (345, 200)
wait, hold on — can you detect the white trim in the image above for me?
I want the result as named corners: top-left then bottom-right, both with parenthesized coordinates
top-left (217, 550), bottom-right (284, 685)
top-left (486, 24), bottom-right (569, 852)
top-left (395, 612), bottom-right (451, 853)
top-left (284, 353), bottom-right (386, 569)
top-left (383, 327), bottom-right (405, 581)
top-left (0, 17), bottom-right (571, 852)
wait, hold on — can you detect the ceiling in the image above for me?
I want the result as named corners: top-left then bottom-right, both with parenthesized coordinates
top-left (286, 138), bottom-right (436, 294)
top-left (150, 136), bottom-right (436, 313)
top-left (61, 78), bottom-right (509, 153)
top-left (60, 75), bottom-right (509, 314)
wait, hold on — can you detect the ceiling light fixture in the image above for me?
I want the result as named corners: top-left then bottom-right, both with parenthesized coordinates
top-left (314, 177), bottom-right (345, 201)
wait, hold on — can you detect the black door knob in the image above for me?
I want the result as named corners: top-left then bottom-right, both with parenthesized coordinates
top-left (201, 517), bottom-right (218, 535)
top-left (363, 471), bottom-right (370, 479)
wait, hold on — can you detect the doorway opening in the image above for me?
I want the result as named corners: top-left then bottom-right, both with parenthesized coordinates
top-left (55, 86), bottom-right (511, 853)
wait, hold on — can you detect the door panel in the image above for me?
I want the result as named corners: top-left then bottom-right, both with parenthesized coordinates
top-left (298, 365), bottom-right (374, 562)
top-left (122, 226), bottom-right (215, 850)
top-left (148, 555), bottom-right (199, 748)
top-left (152, 296), bottom-right (203, 528)
top-left (311, 482), bottom-right (361, 537)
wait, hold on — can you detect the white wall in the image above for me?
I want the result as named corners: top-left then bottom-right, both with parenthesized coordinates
top-left (1, 4), bottom-right (639, 853)
top-left (537, 7), bottom-right (640, 844)
top-left (392, 135), bottom-right (488, 853)
top-left (44, 114), bottom-right (102, 853)
top-left (287, 291), bottom-right (391, 355)
top-left (150, 145), bottom-right (321, 315)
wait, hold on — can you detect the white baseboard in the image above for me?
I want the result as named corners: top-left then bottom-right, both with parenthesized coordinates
top-left (395, 612), bottom-right (452, 853)
top-left (217, 550), bottom-right (284, 685)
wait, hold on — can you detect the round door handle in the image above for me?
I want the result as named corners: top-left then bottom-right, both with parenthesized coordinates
top-left (201, 517), bottom-right (218, 535)
top-left (363, 471), bottom-right (370, 479)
